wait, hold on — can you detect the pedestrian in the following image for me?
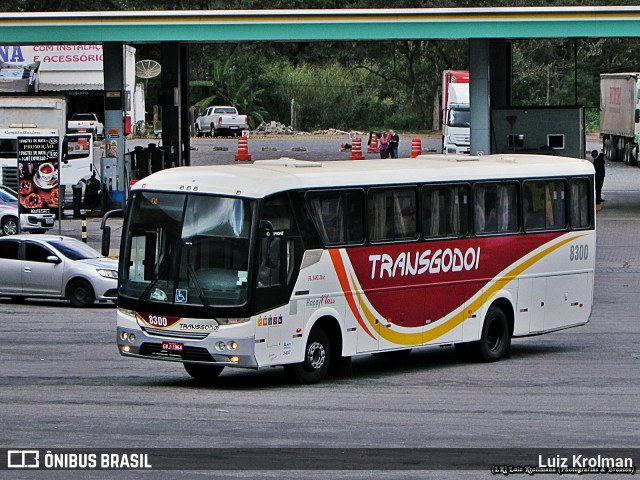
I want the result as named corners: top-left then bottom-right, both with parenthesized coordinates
top-left (591, 149), bottom-right (605, 205)
top-left (388, 129), bottom-right (400, 158)
top-left (71, 178), bottom-right (84, 219)
top-left (378, 132), bottom-right (389, 159)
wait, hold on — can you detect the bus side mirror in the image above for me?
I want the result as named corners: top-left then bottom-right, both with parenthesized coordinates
top-left (635, 108), bottom-right (640, 124)
top-left (266, 237), bottom-right (281, 269)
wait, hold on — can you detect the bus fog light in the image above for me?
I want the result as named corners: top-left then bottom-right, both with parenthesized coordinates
top-left (121, 331), bottom-right (128, 341)
top-left (229, 356), bottom-right (239, 363)
top-left (122, 345), bottom-right (131, 353)
top-left (129, 333), bottom-right (136, 343)
top-left (215, 341), bottom-right (226, 351)
top-left (227, 341), bottom-right (238, 350)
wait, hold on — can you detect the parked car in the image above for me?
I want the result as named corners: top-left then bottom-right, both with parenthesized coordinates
top-left (0, 234), bottom-right (118, 307)
top-left (67, 112), bottom-right (104, 139)
top-left (0, 185), bottom-right (55, 235)
top-left (194, 106), bottom-right (248, 137)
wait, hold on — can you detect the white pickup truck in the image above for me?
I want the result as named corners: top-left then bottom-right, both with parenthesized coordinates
top-left (67, 113), bottom-right (104, 139)
top-left (194, 106), bottom-right (248, 137)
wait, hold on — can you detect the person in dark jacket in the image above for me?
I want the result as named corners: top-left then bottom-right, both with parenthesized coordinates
top-left (591, 149), bottom-right (605, 205)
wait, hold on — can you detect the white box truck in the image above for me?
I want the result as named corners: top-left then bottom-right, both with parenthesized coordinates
top-left (442, 70), bottom-right (470, 155)
top-left (0, 95), bottom-right (94, 190)
top-left (600, 73), bottom-right (640, 166)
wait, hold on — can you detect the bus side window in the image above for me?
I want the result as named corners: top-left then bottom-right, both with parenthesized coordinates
top-left (306, 190), bottom-right (364, 246)
top-left (570, 178), bottom-right (592, 229)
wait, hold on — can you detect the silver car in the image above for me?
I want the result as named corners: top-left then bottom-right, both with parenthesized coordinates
top-left (0, 234), bottom-right (118, 307)
top-left (0, 185), bottom-right (56, 235)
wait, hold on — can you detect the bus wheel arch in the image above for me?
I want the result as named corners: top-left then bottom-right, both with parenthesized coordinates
top-left (285, 316), bottom-right (342, 384)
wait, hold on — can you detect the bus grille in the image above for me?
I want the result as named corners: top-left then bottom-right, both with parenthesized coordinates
top-left (139, 342), bottom-right (214, 362)
top-left (141, 325), bottom-right (210, 340)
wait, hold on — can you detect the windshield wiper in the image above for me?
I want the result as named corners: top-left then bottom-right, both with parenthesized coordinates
top-left (185, 242), bottom-right (214, 316)
top-left (137, 261), bottom-right (170, 303)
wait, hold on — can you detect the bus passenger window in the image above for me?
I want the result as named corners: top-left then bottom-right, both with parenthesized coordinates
top-left (369, 188), bottom-right (417, 242)
top-left (570, 178), bottom-right (591, 229)
top-left (306, 190), bottom-right (364, 245)
top-left (524, 181), bottom-right (566, 231)
top-left (474, 183), bottom-right (518, 235)
top-left (422, 184), bottom-right (469, 238)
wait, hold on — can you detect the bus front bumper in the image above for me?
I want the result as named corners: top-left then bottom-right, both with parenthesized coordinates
top-left (116, 326), bottom-right (258, 369)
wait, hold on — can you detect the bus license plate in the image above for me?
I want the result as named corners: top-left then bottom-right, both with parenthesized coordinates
top-left (162, 341), bottom-right (183, 352)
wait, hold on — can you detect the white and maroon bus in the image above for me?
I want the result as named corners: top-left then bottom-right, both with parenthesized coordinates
top-left (116, 154), bottom-right (595, 384)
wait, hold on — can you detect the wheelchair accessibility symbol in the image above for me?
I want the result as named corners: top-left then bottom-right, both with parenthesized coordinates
top-left (175, 289), bottom-right (188, 303)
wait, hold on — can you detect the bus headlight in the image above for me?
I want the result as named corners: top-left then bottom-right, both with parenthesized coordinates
top-left (215, 341), bottom-right (226, 351)
top-left (118, 307), bottom-right (135, 318)
top-left (227, 341), bottom-right (238, 350)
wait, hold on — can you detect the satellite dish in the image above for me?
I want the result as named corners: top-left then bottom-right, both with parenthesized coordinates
top-left (135, 60), bottom-right (161, 79)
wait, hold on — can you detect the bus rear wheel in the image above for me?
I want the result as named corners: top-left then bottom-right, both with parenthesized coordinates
top-left (477, 306), bottom-right (510, 362)
top-left (284, 328), bottom-right (331, 385)
top-left (184, 362), bottom-right (224, 382)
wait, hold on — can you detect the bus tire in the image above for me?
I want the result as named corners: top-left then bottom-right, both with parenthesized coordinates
top-left (476, 306), bottom-right (510, 362)
top-left (184, 362), bottom-right (224, 382)
top-left (284, 328), bottom-right (331, 385)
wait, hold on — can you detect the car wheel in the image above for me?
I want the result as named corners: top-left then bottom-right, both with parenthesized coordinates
top-left (195, 124), bottom-right (202, 137)
top-left (184, 362), bottom-right (224, 382)
top-left (210, 123), bottom-right (216, 137)
top-left (67, 279), bottom-right (96, 308)
top-left (284, 328), bottom-right (331, 385)
top-left (1, 216), bottom-right (19, 236)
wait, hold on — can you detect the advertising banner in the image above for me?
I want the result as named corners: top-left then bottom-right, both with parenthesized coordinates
top-left (17, 136), bottom-right (60, 216)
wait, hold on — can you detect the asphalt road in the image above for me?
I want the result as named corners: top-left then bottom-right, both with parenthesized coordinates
top-left (1, 140), bottom-right (639, 479)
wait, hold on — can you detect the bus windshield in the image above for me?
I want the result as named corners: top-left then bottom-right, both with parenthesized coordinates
top-left (120, 191), bottom-right (254, 308)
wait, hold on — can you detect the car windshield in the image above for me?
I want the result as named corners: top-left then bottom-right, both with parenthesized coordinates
top-left (0, 191), bottom-right (18, 203)
top-left (72, 114), bottom-right (95, 121)
top-left (120, 191), bottom-right (254, 308)
top-left (47, 239), bottom-right (102, 260)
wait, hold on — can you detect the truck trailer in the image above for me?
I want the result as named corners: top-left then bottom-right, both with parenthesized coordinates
top-left (600, 73), bottom-right (640, 166)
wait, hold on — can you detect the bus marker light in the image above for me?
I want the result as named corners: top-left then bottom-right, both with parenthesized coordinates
top-left (296, 328), bottom-right (302, 333)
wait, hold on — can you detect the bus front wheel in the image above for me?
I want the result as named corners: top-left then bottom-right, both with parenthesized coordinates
top-left (285, 328), bottom-right (331, 385)
top-left (184, 362), bottom-right (224, 382)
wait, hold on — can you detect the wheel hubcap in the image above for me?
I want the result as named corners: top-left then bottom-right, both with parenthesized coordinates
top-left (306, 342), bottom-right (326, 370)
top-left (4, 222), bottom-right (17, 235)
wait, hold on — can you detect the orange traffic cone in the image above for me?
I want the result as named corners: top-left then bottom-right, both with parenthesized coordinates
top-left (411, 138), bottom-right (422, 158)
top-left (235, 136), bottom-right (252, 161)
top-left (368, 133), bottom-right (379, 153)
top-left (349, 137), bottom-right (365, 160)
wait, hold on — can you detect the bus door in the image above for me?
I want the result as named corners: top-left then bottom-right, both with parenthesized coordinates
top-left (255, 194), bottom-right (304, 360)
top-left (61, 133), bottom-right (93, 185)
